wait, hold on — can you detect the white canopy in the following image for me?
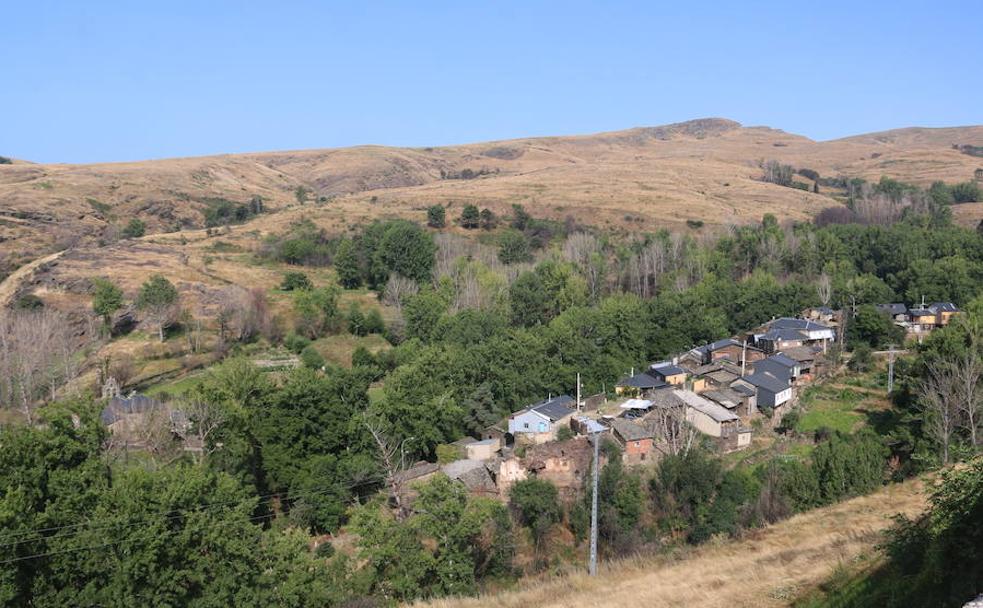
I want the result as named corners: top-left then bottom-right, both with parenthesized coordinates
top-left (620, 398), bottom-right (654, 410)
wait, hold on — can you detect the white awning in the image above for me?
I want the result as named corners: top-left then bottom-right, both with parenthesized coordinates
top-left (620, 398), bottom-right (654, 410)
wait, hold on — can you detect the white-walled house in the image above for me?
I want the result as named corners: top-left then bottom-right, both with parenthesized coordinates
top-left (508, 395), bottom-right (577, 444)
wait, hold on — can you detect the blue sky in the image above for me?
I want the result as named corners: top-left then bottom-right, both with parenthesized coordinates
top-left (3, 1), bottom-right (981, 163)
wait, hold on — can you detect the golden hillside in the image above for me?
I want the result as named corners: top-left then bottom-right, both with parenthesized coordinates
top-left (419, 475), bottom-right (930, 608)
top-left (2, 118), bottom-right (982, 278)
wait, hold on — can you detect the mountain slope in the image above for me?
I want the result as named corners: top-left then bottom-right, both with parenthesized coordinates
top-left (419, 476), bottom-right (929, 608)
top-left (2, 118), bottom-right (981, 278)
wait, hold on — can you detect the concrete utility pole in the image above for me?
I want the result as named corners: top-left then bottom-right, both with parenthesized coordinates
top-left (887, 344), bottom-right (896, 393)
top-left (577, 372), bottom-right (582, 412)
top-left (588, 430), bottom-right (601, 576)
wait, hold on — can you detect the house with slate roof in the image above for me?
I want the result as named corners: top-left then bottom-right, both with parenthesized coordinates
top-left (614, 370), bottom-right (667, 396)
top-left (649, 363), bottom-right (687, 386)
top-left (609, 418), bottom-right (657, 464)
top-left (508, 395), bottom-right (577, 444)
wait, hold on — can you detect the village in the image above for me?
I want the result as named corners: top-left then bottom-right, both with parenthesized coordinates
top-left (375, 300), bottom-right (964, 504)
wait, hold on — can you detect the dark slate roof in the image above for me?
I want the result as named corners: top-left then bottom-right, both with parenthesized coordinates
top-left (768, 353), bottom-right (799, 368)
top-left (702, 388), bottom-right (743, 409)
top-left (760, 328), bottom-right (809, 342)
top-left (696, 338), bottom-right (740, 354)
top-left (929, 302), bottom-right (959, 313)
top-left (651, 363), bottom-right (686, 377)
top-left (754, 359), bottom-right (794, 382)
top-left (909, 308), bottom-right (934, 317)
top-left (616, 372), bottom-right (666, 390)
top-left (745, 372), bottom-right (789, 394)
top-left (768, 318), bottom-right (832, 332)
top-left (530, 395), bottom-right (576, 421)
top-left (729, 381), bottom-right (756, 397)
top-left (877, 303), bottom-right (908, 316)
top-left (813, 306), bottom-right (835, 315)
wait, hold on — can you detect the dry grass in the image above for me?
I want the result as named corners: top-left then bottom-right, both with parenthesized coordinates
top-left (419, 476), bottom-right (929, 608)
top-left (2, 119), bottom-right (981, 273)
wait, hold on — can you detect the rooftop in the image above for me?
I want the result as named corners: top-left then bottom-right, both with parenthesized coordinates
top-left (610, 418), bottom-right (655, 441)
top-left (651, 363), bottom-right (686, 377)
top-left (529, 395), bottom-right (576, 421)
top-left (745, 371), bottom-right (789, 393)
top-left (673, 389), bottom-right (740, 423)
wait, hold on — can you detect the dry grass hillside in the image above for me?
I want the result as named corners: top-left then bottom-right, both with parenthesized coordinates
top-left (420, 475), bottom-right (930, 608)
top-left (3, 118), bottom-right (981, 278)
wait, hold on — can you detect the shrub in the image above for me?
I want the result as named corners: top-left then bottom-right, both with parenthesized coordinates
top-left (951, 181), bottom-right (981, 203)
top-left (0, 156), bottom-right (11, 164)
top-left (426, 205), bottom-right (446, 229)
top-left (459, 205), bottom-right (480, 229)
top-left (364, 308), bottom-right (385, 334)
top-left (509, 478), bottom-right (562, 545)
top-left (14, 294), bottom-right (44, 310)
top-left (686, 219), bottom-right (704, 229)
top-left (121, 218), bottom-right (146, 239)
top-left (280, 271), bottom-right (313, 291)
top-left (300, 345), bottom-right (325, 369)
top-left (556, 426), bottom-right (574, 441)
top-left (284, 332), bottom-right (311, 354)
top-left (498, 230), bottom-right (533, 265)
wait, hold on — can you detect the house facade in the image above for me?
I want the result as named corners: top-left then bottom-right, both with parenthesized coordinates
top-left (508, 395), bottom-right (577, 444)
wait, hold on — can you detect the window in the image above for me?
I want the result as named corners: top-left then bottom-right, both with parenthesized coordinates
top-left (523, 422), bottom-right (529, 429)
top-left (634, 441), bottom-right (640, 447)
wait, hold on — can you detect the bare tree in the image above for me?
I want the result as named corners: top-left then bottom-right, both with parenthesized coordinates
top-left (381, 274), bottom-right (419, 313)
top-left (918, 357), bottom-right (963, 465)
top-left (646, 404), bottom-right (696, 457)
top-left (0, 308), bottom-right (79, 423)
top-left (181, 399), bottom-right (227, 461)
top-left (364, 417), bottom-right (414, 522)
top-left (816, 273), bottom-right (832, 307)
top-left (954, 320), bottom-right (983, 448)
top-left (217, 286), bottom-right (270, 344)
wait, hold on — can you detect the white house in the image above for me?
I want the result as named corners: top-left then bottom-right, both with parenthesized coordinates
top-left (508, 395), bottom-right (577, 444)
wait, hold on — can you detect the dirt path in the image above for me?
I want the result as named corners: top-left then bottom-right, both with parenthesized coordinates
top-left (421, 476), bottom-right (929, 608)
top-left (0, 249), bottom-right (66, 309)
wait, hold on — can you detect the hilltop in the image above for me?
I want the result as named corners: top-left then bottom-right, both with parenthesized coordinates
top-left (2, 118), bottom-right (982, 279)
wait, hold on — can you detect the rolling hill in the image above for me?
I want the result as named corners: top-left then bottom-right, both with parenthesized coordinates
top-left (2, 118), bottom-right (981, 281)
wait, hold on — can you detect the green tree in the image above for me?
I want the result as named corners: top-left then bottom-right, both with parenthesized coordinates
top-left (509, 271), bottom-right (549, 327)
top-left (91, 278), bottom-right (124, 334)
top-left (459, 205), bottom-right (480, 229)
top-left (136, 274), bottom-right (179, 342)
top-left (374, 221), bottom-right (436, 285)
top-left (293, 286), bottom-right (342, 338)
top-left (498, 230), bottom-right (533, 265)
top-left (427, 205), bottom-right (446, 228)
top-left (849, 342), bottom-right (874, 372)
top-left (403, 289), bottom-right (449, 343)
top-left (334, 237), bottom-right (362, 289)
top-left (847, 304), bottom-right (905, 348)
top-left (347, 305), bottom-right (367, 336)
top-left (509, 478), bottom-right (562, 548)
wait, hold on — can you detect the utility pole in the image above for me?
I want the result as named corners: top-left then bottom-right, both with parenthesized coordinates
top-left (887, 344), bottom-right (896, 393)
top-left (741, 338), bottom-right (748, 376)
top-left (577, 372), bottom-right (582, 412)
top-left (588, 430), bottom-right (601, 576)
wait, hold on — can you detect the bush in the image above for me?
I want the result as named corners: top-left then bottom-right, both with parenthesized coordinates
top-left (347, 306), bottom-right (367, 336)
top-left (556, 426), bottom-right (574, 441)
top-left (951, 181), bottom-right (981, 203)
top-left (14, 294), bottom-right (44, 310)
top-left (426, 205), bottom-right (446, 229)
top-left (284, 333), bottom-right (311, 354)
top-left (848, 343), bottom-right (874, 372)
top-left (685, 219), bottom-right (704, 229)
top-left (364, 308), bottom-right (385, 334)
top-left (121, 218), bottom-right (146, 239)
top-left (497, 230), bottom-right (533, 265)
top-left (777, 411), bottom-right (800, 435)
top-left (459, 205), bottom-right (480, 229)
top-left (0, 156), bottom-right (11, 164)
top-left (280, 271), bottom-right (313, 291)
top-left (300, 345), bottom-right (325, 369)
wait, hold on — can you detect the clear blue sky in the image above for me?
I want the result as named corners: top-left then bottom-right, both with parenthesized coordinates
top-left (3, 1), bottom-right (981, 163)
